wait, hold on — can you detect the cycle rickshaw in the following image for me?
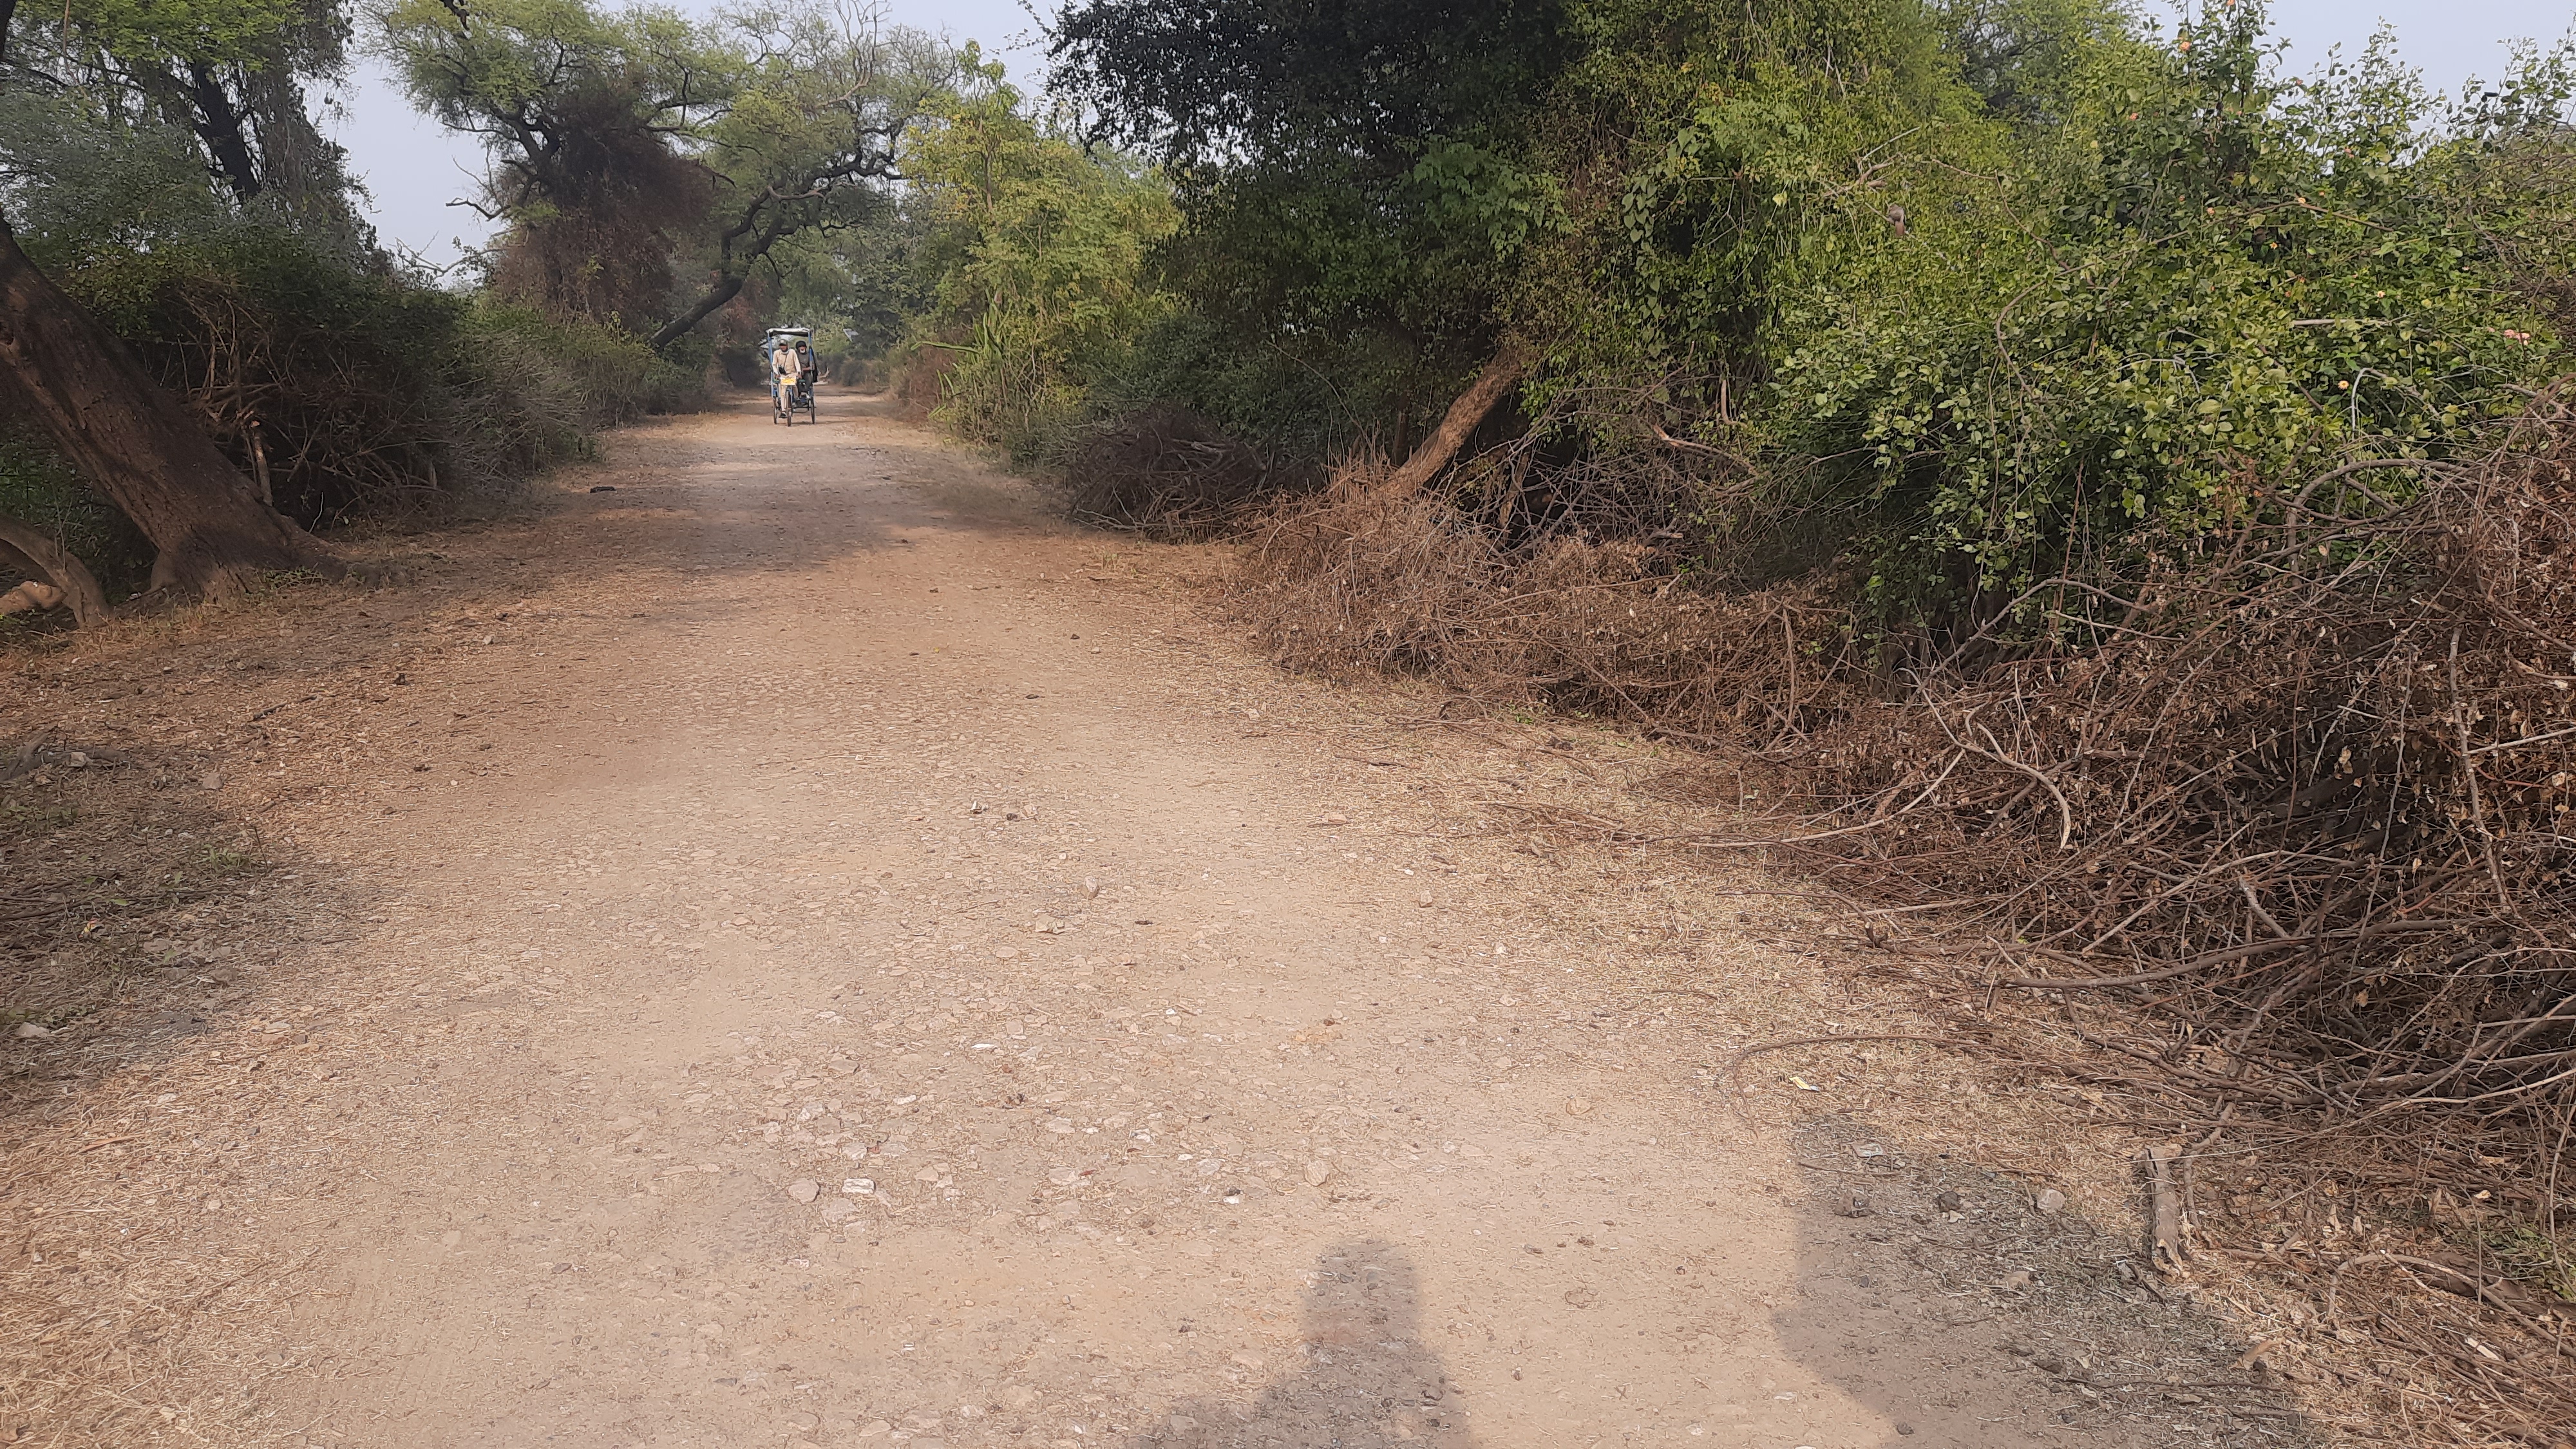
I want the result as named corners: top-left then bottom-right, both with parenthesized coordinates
top-left (764, 326), bottom-right (818, 424)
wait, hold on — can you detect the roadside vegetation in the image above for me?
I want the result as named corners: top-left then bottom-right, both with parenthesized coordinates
top-left (9, 0), bottom-right (2576, 1434)
top-left (0, 0), bottom-right (954, 619)
top-left (806, 1), bottom-right (2576, 1436)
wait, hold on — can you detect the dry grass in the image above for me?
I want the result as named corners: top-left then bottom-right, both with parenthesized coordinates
top-left (1, 623), bottom-right (370, 1446)
top-left (0, 478), bottom-right (623, 1444)
top-left (1, 1112), bottom-right (325, 1446)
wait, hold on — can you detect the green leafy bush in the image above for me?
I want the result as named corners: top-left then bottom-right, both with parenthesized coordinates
top-left (60, 230), bottom-right (486, 523)
top-left (1741, 6), bottom-right (2576, 632)
top-left (41, 227), bottom-right (707, 531)
top-left (1, 224), bottom-right (712, 605)
top-left (461, 305), bottom-right (710, 431)
top-left (1048, 0), bottom-right (2576, 638)
top-left (898, 65), bottom-right (1179, 461)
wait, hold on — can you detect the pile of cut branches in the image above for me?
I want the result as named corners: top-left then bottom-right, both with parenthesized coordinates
top-left (1242, 396), bottom-right (2576, 1130)
top-left (1795, 401), bottom-right (2576, 1131)
top-left (1066, 404), bottom-right (1276, 536)
top-left (1233, 461), bottom-right (1848, 717)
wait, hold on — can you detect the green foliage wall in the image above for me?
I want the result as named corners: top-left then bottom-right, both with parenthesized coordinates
top-left (895, 61), bottom-right (1179, 460)
top-left (52, 229), bottom-right (700, 526)
top-left (0, 223), bottom-right (704, 600)
top-left (1732, 5), bottom-right (2576, 629)
top-left (1042, 0), bottom-right (2576, 639)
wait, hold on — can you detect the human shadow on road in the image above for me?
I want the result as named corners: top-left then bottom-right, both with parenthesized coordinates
top-left (1772, 1113), bottom-right (2317, 1448)
top-left (1138, 1238), bottom-right (1479, 1448)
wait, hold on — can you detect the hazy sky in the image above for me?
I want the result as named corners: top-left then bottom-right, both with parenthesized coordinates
top-left (324, 0), bottom-right (2575, 270)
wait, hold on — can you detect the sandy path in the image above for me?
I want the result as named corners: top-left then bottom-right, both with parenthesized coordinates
top-left (5, 395), bottom-right (2300, 1448)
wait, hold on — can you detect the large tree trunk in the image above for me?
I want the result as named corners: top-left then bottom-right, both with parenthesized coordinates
top-left (0, 214), bottom-right (339, 601)
top-left (1379, 344), bottom-right (1528, 497)
top-left (185, 60), bottom-right (264, 203)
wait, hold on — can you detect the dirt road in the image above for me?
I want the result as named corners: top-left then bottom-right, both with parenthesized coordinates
top-left (3, 394), bottom-right (2307, 1448)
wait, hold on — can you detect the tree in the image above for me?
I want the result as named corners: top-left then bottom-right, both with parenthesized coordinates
top-left (647, 4), bottom-right (949, 348)
top-left (898, 55), bottom-right (1177, 455)
top-left (377, 0), bottom-right (951, 347)
top-left (762, 209), bottom-right (933, 366)
top-left (8, 0), bottom-right (373, 250)
top-left (0, 0), bottom-right (341, 607)
top-left (1051, 0), bottom-right (1564, 350)
top-left (376, 0), bottom-right (728, 321)
top-left (908, 59), bottom-right (1174, 376)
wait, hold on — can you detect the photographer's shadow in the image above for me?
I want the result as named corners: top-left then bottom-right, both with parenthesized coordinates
top-left (1140, 1239), bottom-right (1478, 1448)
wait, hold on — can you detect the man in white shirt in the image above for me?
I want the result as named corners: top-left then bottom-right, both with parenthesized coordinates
top-left (772, 341), bottom-right (804, 418)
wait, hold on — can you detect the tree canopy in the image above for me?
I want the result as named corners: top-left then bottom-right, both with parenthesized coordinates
top-left (3, 0), bottom-right (370, 258)
top-left (1031, 0), bottom-right (2576, 630)
top-left (375, 0), bottom-right (951, 343)
top-left (1053, 0), bottom-right (1565, 352)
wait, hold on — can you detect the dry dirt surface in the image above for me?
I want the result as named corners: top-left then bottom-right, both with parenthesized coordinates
top-left (3, 392), bottom-right (2325, 1448)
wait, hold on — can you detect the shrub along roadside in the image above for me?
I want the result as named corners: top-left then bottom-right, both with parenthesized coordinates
top-left (1027, 1), bottom-right (2576, 618)
top-left (886, 62), bottom-right (1179, 464)
top-left (60, 230), bottom-right (708, 524)
top-left (1, 227), bottom-right (705, 610)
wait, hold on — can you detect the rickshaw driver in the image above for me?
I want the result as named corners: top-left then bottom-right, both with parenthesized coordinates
top-left (771, 338), bottom-right (804, 418)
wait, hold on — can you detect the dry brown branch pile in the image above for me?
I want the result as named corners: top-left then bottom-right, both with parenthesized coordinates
top-left (1227, 395), bottom-right (2576, 1441)
top-left (1239, 404), bottom-right (2576, 1127)
top-left (1065, 403), bottom-right (1275, 536)
top-left (1231, 463), bottom-right (1856, 742)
